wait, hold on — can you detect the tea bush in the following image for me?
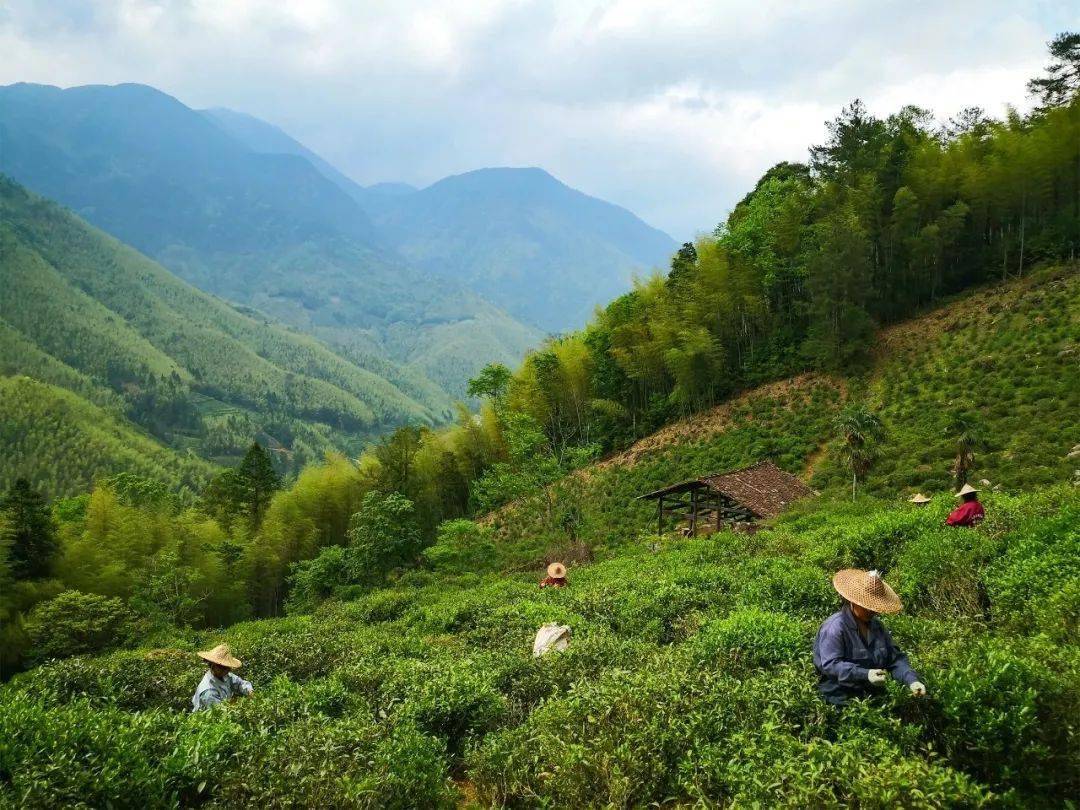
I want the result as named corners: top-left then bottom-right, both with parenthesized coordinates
top-left (24, 590), bottom-right (135, 663)
top-left (2, 486), bottom-right (1078, 806)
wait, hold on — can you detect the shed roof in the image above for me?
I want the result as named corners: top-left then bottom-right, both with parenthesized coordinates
top-left (637, 460), bottom-right (814, 519)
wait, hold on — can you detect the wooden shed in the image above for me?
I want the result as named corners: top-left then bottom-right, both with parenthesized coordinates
top-left (636, 460), bottom-right (815, 536)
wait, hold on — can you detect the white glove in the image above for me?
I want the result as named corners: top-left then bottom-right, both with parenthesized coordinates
top-left (909, 681), bottom-right (926, 697)
top-left (868, 669), bottom-right (888, 685)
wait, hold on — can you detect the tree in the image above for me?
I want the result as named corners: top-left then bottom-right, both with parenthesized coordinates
top-left (834, 406), bottom-right (885, 499)
top-left (665, 242), bottom-right (698, 290)
top-left (467, 363), bottom-right (512, 404)
top-left (1028, 32), bottom-right (1080, 109)
top-left (0, 478), bottom-right (57, 579)
top-left (809, 99), bottom-right (887, 179)
top-left (203, 442), bottom-right (281, 530)
top-left (236, 442), bottom-right (282, 529)
top-left (348, 492), bottom-right (423, 579)
top-left (947, 410), bottom-right (989, 488)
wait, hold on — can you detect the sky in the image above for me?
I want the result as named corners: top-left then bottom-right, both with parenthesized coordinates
top-left (0, 1), bottom-right (1073, 239)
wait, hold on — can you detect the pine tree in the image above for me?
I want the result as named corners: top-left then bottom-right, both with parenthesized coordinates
top-left (1028, 32), bottom-right (1080, 109)
top-left (235, 442), bottom-right (281, 530)
top-left (0, 478), bottom-right (58, 579)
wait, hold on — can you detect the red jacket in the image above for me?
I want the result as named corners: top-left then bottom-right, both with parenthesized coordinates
top-left (539, 577), bottom-right (568, 589)
top-left (946, 500), bottom-right (985, 527)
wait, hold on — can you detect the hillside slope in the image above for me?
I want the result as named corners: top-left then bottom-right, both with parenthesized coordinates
top-left (0, 176), bottom-right (446, 493)
top-left (2, 270), bottom-right (1078, 808)
top-left (0, 82), bottom-right (542, 399)
top-left (0, 377), bottom-right (214, 497)
top-left (481, 266), bottom-right (1078, 566)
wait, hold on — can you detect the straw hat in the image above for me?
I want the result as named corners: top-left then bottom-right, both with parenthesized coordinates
top-left (547, 562), bottom-right (567, 579)
top-left (955, 483), bottom-right (979, 497)
top-left (832, 568), bottom-right (903, 614)
top-left (908, 493), bottom-right (931, 504)
top-left (198, 644), bottom-right (242, 669)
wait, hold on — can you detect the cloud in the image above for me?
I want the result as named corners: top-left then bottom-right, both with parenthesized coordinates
top-left (0, 0), bottom-right (1072, 238)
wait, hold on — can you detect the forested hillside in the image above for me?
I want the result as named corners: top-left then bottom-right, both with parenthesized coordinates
top-left (0, 82), bottom-right (542, 399)
top-left (0, 176), bottom-right (451, 492)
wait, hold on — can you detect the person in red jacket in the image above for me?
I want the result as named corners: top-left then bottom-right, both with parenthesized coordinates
top-left (946, 483), bottom-right (985, 527)
top-left (539, 562), bottom-right (568, 588)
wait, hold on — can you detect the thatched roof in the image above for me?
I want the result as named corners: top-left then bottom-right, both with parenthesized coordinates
top-left (701, 460), bottom-right (815, 519)
top-left (637, 460), bottom-right (814, 519)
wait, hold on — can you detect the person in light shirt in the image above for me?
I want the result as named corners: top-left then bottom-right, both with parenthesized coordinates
top-left (191, 644), bottom-right (253, 711)
top-left (813, 568), bottom-right (926, 707)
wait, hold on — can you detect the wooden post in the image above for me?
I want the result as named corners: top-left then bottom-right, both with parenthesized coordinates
top-left (657, 495), bottom-right (663, 536)
top-left (715, 492), bottom-right (722, 533)
top-left (690, 487), bottom-right (698, 537)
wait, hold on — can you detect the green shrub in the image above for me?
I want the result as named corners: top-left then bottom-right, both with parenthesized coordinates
top-left (735, 557), bottom-right (836, 617)
top-left (422, 519), bottom-right (498, 574)
top-left (8, 647), bottom-right (202, 712)
top-left (926, 638), bottom-right (1075, 795)
top-left (692, 609), bottom-right (810, 671)
top-left (24, 590), bottom-right (134, 663)
top-left (285, 544), bottom-right (358, 614)
top-left (983, 501), bottom-right (1079, 634)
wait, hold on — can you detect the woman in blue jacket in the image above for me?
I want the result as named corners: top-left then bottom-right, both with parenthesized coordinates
top-left (813, 568), bottom-right (927, 706)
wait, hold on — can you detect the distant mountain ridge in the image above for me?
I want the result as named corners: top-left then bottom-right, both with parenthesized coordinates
top-left (198, 104), bottom-right (677, 332)
top-left (366, 166), bottom-right (677, 331)
top-left (0, 82), bottom-right (676, 396)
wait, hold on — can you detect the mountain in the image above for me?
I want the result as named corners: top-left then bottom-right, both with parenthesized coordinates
top-left (0, 83), bottom-right (542, 399)
top-left (200, 106), bottom-right (372, 205)
top-left (365, 167), bottom-right (678, 332)
top-left (0, 175), bottom-right (453, 494)
top-left (198, 106), bottom-right (677, 334)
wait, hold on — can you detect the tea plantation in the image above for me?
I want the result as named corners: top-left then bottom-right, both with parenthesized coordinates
top-left (1, 487), bottom-right (1077, 807)
top-left (1, 269), bottom-right (1078, 807)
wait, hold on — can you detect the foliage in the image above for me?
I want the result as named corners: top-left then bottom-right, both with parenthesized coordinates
top-left (24, 591), bottom-right (134, 663)
top-left (422, 520), bottom-right (498, 574)
top-left (834, 405), bottom-right (886, 498)
top-left (1, 487), bottom-right (1078, 806)
top-left (0, 477), bottom-right (58, 578)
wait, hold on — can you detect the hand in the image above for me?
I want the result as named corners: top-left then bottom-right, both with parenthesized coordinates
top-left (868, 669), bottom-right (888, 685)
top-left (909, 681), bottom-right (927, 697)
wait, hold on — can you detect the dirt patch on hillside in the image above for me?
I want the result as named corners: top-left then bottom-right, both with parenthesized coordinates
top-left (479, 373), bottom-right (842, 526)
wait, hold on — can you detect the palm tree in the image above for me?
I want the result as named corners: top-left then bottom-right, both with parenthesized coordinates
top-left (834, 406), bottom-right (886, 500)
top-left (947, 410), bottom-right (987, 488)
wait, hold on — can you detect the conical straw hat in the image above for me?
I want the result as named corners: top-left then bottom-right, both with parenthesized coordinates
top-left (908, 493), bottom-right (931, 504)
top-left (832, 569), bottom-right (903, 614)
top-left (955, 483), bottom-right (979, 497)
top-left (198, 643), bottom-right (242, 669)
top-left (547, 562), bottom-right (567, 578)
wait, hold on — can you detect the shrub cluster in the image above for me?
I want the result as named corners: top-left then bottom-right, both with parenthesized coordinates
top-left (1, 486), bottom-right (1077, 806)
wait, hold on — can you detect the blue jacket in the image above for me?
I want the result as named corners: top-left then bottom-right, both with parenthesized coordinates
top-left (812, 605), bottom-right (920, 705)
